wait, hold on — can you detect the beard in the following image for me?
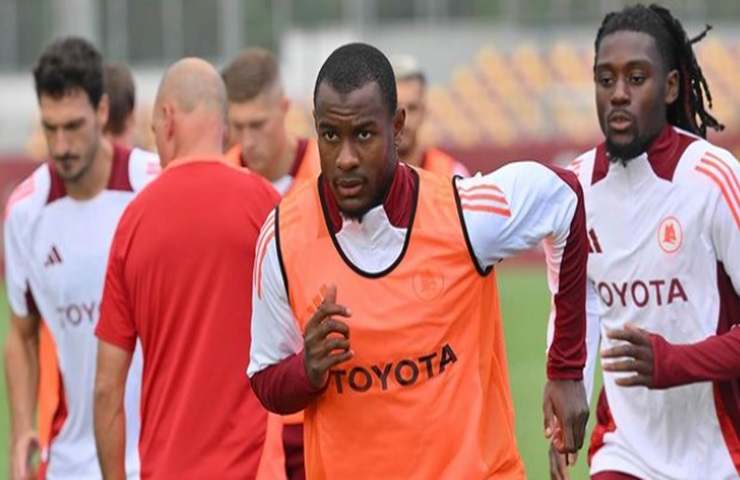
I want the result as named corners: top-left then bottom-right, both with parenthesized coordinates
top-left (605, 129), bottom-right (659, 164)
top-left (55, 135), bottom-right (100, 183)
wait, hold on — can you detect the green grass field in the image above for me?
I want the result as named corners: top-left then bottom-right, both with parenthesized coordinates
top-left (0, 267), bottom-right (597, 478)
top-left (497, 265), bottom-right (598, 479)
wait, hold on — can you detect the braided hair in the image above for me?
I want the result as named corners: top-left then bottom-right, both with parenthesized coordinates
top-left (594, 4), bottom-right (724, 138)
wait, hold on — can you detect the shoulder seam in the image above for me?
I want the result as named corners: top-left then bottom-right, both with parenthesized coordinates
top-left (453, 175), bottom-right (493, 277)
top-left (4, 165), bottom-right (49, 219)
top-left (274, 206), bottom-right (292, 304)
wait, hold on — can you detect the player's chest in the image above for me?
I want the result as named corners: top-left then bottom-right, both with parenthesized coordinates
top-left (585, 183), bottom-right (712, 307)
top-left (30, 198), bottom-right (128, 297)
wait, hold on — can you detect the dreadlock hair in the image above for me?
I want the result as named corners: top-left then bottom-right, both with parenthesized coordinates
top-left (594, 3), bottom-right (724, 138)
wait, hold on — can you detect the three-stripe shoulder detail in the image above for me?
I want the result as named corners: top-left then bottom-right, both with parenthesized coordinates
top-left (694, 151), bottom-right (740, 230)
top-left (457, 182), bottom-right (511, 218)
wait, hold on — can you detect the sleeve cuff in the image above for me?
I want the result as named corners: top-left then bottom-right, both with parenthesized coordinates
top-left (95, 324), bottom-right (137, 352)
top-left (650, 333), bottom-right (675, 389)
top-left (547, 365), bottom-right (584, 381)
top-left (250, 351), bottom-right (325, 414)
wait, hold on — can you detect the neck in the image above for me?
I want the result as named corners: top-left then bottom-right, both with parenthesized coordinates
top-left (173, 127), bottom-right (224, 162)
top-left (65, 139), bottom-right (113, 200)
top-left (264, 133), bottom-right (297, 182)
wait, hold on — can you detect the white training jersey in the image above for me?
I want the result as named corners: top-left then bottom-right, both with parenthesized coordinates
top-left (4, 146), bottom-right (160, 479)
top-left (248, 161), bottom-right (585, 380)
top-left (570, 126), bottom-right (740, 479)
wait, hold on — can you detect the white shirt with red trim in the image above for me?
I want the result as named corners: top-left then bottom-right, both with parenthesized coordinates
top-left (3, 147), bottom-right (159, 479)
top-left (248, 161), bottom-right (582, 378)
top-left (571, 126), bottom-right (740, 479)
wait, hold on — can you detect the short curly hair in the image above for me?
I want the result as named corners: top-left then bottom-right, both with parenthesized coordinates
top-left (314, 43), bottom-right (397, 117)
top-left (33, 36), bottom-right (104, 107)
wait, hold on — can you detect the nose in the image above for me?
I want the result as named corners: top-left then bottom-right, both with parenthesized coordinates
top-left (611, 77), bottom-right (630, 106)
top-left (49, 129), bottom-right (70, 157)
top-left (241, 131), bottom-right (256, 151)
top-left (336, 140), bottom-right (360, 171)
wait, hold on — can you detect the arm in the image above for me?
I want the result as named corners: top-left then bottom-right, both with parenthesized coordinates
top-left (651, 331), bottom-right (740, 387)
top-left (4, 209), bottom-right (41, 480)
top-left (459, 161), bottom-right (588, 379)
top-left (601, 324), bottom-right (740, 389)
top-left (5, 312), bottom-right (41, 480)
top-left (94, 342), bottom-right (132, 480)
top-left (459, 161), bottom-right (589, 454)
top-left (93, 222), bottom-right (137, 477)
top-left (248, 217), bottom-right (352, 414)
top-left (548, 281), bottom-right (602, 402)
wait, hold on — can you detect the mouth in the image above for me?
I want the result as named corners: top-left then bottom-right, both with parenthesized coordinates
top-left (607, 111), bottom-right (634, 133)
top-left (335, 177), bottom-right (365, 198)
top-left (55, 157), bottom-right (80, 167)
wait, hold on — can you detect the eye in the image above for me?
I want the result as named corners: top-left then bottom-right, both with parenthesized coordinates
top-left (322, 130), bottom-right (338, 142)
top-left (357, 130), bottom-right (372, 141)
top-left (629, 73), bottom-right (646, 85)
top-left (597, 74), bottom-right (614, 87)
top-left (64, 120), bottom-right (84, 132)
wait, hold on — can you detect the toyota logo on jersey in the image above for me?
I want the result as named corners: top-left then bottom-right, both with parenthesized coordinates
top-left (657, 216), bottom-right (683, 253)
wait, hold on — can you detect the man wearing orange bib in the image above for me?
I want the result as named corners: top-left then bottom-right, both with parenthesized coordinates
top-left (221, 48), bottom-right (319, 197)
top-left (248, 43), bottom-right (590, 479)
top-left (391, 54), bottom-right (469, 177)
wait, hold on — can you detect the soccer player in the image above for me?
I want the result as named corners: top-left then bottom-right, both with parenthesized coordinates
top-left (391, 54), bottom-right (469, 177)
top-left (248, 42), bottom-right (590, 479)
top-left (103, 62), bottom-right (137, 147)
top-left (222, 48), bottom-right (320, 196)
top-left (548, 4), bottom-right (738, 480)
top-left (93, 58), bottom-right (280, 480)
top-left (221, 46), bottom-right (319, 480)
top-left (3, 37), bottom-right (157, 479)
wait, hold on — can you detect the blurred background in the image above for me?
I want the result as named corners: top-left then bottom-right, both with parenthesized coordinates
top-left (1, 1), bottom-right (739, 478)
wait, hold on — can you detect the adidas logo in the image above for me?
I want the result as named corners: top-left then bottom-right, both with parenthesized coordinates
top-left (588, 228), bottom-right (603, 254)
top-left (44, 245), bottom-right (63, 267)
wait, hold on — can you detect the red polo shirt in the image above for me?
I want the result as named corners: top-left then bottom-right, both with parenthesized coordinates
top-left (96, 157), bottom-right (280, 479)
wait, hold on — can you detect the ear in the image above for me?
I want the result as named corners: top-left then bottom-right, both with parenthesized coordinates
top-left (393, 107), bottom-right (406, 141)
top-left (97, 93), bottom-right (110, 127)
top-left (163, 104), bottom-right (176, 140)
top-left (665, 69), bottom-right (679, 105)
top-left (280, 96), bottom-right (290, 114)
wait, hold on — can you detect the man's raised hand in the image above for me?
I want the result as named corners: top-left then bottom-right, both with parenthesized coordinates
top-left (303, 285), bottom-right (353, 389)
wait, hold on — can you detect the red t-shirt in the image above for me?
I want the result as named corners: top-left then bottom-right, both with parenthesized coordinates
top-left (96, 158), bottom-right (280, 479)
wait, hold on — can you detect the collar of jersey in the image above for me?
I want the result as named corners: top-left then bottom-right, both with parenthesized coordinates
top-left (592, 125), bottom-right (697, 184)
top-left (166, 156), bottom-right (224, 169)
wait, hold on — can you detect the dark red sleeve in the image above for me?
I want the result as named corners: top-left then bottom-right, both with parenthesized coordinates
top-left (249, 352), bottom-right (326, 414)
top-left (95, 220), bottom-right (137, 352)
top-left (544, 166), bottom-right (589, 381)
top-left (651, 330), bottom-right (740, 388)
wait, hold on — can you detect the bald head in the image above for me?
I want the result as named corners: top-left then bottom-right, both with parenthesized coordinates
top-left (153, 58), bottom-right (228, 165)
top-left (156, 57), bottom-right (226, 117)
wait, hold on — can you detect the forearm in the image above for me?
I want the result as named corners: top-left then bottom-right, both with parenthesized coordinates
top-left (94, 384), bottom-right (126, 480)
top-left (249, 352), bottom-right (324, 414)
top-left (4, 328), bottom-right (39, 437)
top-left (652, 329), bottom-right (740, 388)
top-left (543, 226), bottom-right (588, 381)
